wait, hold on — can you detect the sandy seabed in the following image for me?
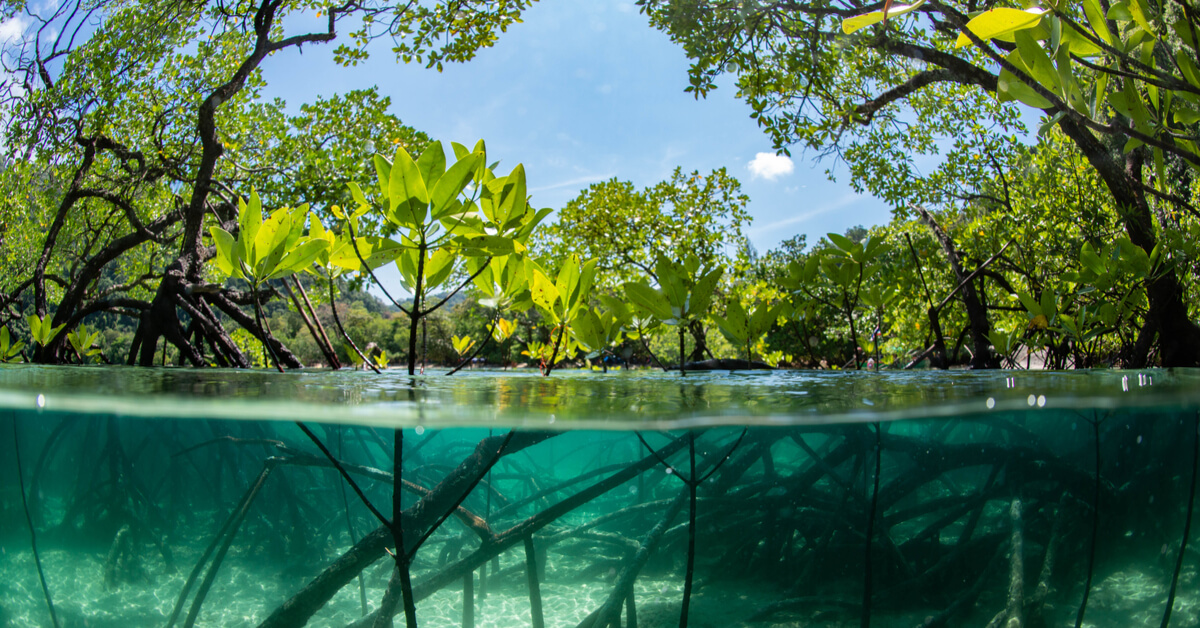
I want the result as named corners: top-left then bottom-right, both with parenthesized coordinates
top-left (1, 541), bottom-right (1196, 628)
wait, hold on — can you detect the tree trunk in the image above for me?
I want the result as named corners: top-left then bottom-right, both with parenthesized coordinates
top-left (1058, 119), bottom-right (1200, 367)
top-left (915, 206), bottom-right (998, 369)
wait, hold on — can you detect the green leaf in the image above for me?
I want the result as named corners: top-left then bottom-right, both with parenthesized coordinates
top-left (718, 299), bottom-right (749, 342)
top-left (623, 281), bottom-right (672, 320)
top-left (1107, 2), bottom-right (1133, 22)
top-left (1082, 0), bottom-right (1113, 45)
top-left (1, 326), bottom-right (25, 362)
top-left (348, 181), bottom-right (371, 210)
top-left (423, 248), bottom-right (458, 290)
top-left (1039, 290), bottom-right (1058, 320)
top-left (598, 294), bottom-right (632, 322)
top-left (955, 7), bottom-right (1046, 48)
top-left (998, 67), bottom-right (1053, 108)
top-left (373, 153), bottom-right (392, 198)
top-left (458, 234), bottom-right (522, 257)
top-left (530, 268), bottom-right (560, 316)
top-left (571, 309), bottom-right (605, 351)
top-left (555, 255), bottom-right (582, 309)
top-left (267, 239), bottom-right (329, 280)
top-left (388, 146), bottom-right (430, 226)
top-left (329, 236), bottom-right (403, 271)
top-left (1012, 290), bottom-right (1042, 317)
top-left (748, 302), bottom-right (779, 338)
top-left (431, 152), bottom-right (482, 219)
top-left (238, 192), bottom-right (263, 267)
top-left (689, 267), bottom-right (724, 317)
top-left (1080, 242), bottom-right (1106, 276)
top-left (416, 141), bottom-right (447, 191)
top-left (1127, 0), bottom-right (1154, 33)
top-left (1014, 31), bottom-right (1061, 95)
top-left (826, 232), bottom-right (856, 253)
top-left (1178, 49), bottom-right (1200, 89)
top-left (210, 227), bottom-right (238, 278)
top-left (497, 164), bottom-right (528, 227)
top-left (452, 334), bottom-right (475, 356)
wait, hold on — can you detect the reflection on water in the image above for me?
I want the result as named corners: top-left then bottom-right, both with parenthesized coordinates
top-left (0, 365), bottom-right (1197, 429)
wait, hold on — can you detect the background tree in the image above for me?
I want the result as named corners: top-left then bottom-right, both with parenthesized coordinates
top-left (0, 0), bottom-right (533, 366)
top-left (541, 167), bottom-right (752, 289)
top-left (637, 0), bottom-right (1200, 366)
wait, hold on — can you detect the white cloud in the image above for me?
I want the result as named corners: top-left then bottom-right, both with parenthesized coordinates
top-left (747, 152), bottom-right (794, 181)
top-left (0, 17), bottom-right (29, 45)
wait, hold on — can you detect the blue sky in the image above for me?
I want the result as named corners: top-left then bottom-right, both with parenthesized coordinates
top-left (264, 0), bottom-right (892, 257)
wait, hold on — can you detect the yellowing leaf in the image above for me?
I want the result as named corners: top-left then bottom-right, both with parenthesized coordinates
top-left (842, 0), bottom-right (927, 34)
top-left (955, 7), bottom-right (1046, 48)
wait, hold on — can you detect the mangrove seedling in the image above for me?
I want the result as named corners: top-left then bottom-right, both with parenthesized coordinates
top-left (66, 324), bottom-right (103, 364)
top-left (452, 335), bottom-right (476, 358)
top-left (526, 254), bottom-right (598, 375)
top-left (27, 314), bottom-right (66, 350)
top-left (571, 306), bottom-right (626, 371)
top-left (209, 191), bottom-right (330, 371)
top-left (712, 298), bottom-right (782, 363)
top-left (446, 255), bottom-right (532, 375)
top-left (623, 254), bottom-right (723, 374)
top-left (343, 140), bottom-right (549, 375)
top-left (1, 326), bottom-right (25, 363)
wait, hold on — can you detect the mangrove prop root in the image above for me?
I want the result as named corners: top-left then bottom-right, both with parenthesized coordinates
top-left (180, 462), bottom-right (275, 628)
top-left (984, 497), bottom-right (1025, 628)
top-left (1076, 415), bottom-right (1102, 628)
top-left (409, 431), bottom-right (515, 558)
top-left (390, 428), bottom-right (419, 628)
top-left (861, 423), bottom-right (882, 628)
top-left (576, 490), bottom-right (688, 628)
top-left (679, 437), bottom-right (697, 628)
top-left (258, 432), bottom-right (557, 628)
top-left (524, 536), bottom-right (546, 628)
top-left (12, 418), bottom-right (61, 628)
top-left (341, 434), bottom-right (692, 628)
top-left (1029, 496), bottom-right (1067, 618)
top-left (296, 422), bottom-right (392, 530)
top-left (915, 543), bottom-right (1007, 628)
top-left (462, 570), bottom-right (474, 628)
top-left (1160, 410), bottom-right (1200, 628)
top-left (338, 427), bottom-right (369, 617)
top-left (629, 429), bottom-right (747, 628)
top-left (371, 566), bottom-right (406, 628)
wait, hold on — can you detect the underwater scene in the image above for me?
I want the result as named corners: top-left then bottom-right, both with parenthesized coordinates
top-left (1, 366), bottom-right (1199, 628)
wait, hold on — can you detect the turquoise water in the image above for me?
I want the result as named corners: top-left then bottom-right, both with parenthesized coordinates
top-left (1, 365), bottom-right (1198, 627)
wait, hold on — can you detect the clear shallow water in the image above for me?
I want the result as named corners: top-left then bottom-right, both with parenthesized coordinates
top-left (0, 366), bottom-right (1198, 628)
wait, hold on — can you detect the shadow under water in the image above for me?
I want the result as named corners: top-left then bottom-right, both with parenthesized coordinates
top-left (0, 367), bottom-right (1197, 628)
